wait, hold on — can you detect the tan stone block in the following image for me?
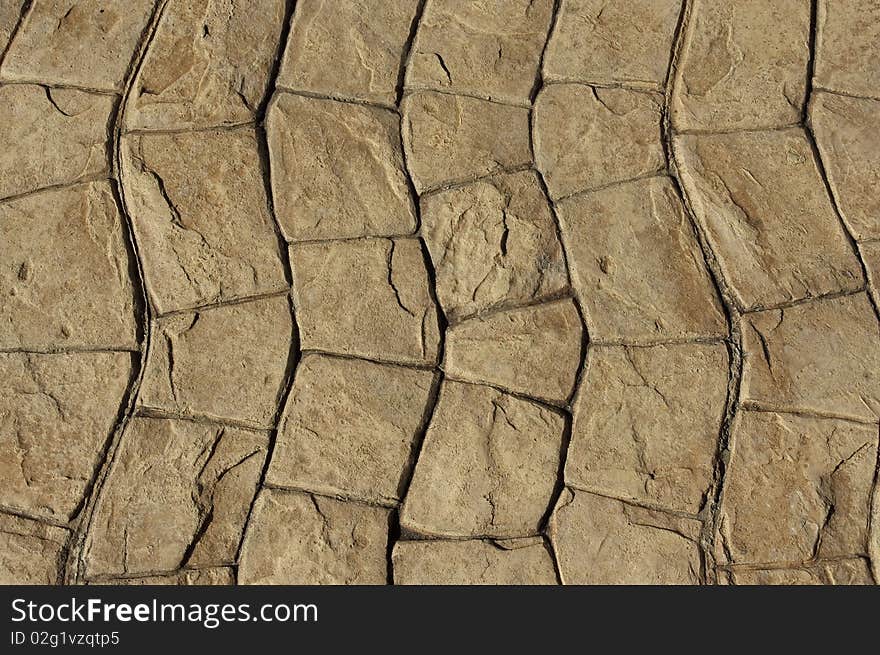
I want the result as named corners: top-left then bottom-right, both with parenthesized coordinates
top-left (400, 381), bottom-right (564, 538)
top-left (865, 242), bottom-right (880, 310)
top-left (139, 295), bottom-right (292, 428)
top-left (815, 0), bottom-right (880, 98)
top-left (401, 90), bottom-right (531, 192)
top-left (268, 354), bottom-right (435, 505)
top-left (0, 181), bottom-right (138, 350)
top-left (392, 538), bottom-right (557, 585)
top-left (267, 93), bottom-right (416, 241)
top-left (533, 84), bottom-right (664, 199)
top-left (420, 170), bottom-right (568, 320)
top-left (729, 559), bottom-right (874, 586)
top-left (550, 489), bottom-right (702, 584)
top-left (0, 1), bottom-right (25, 53)
top-left (0, 513), bottom-right (69, 585)
top-left (406, 0), bottom-right (553, 105)
top-left (742, 293), bottom-right (880, 422)
top-left (238, 489), bottom-right (389, 584)
top-left (444, 299), bottom-right (583, 404)
top-left (290, 238), bottom-right (440, 366)
top-left (84, 417), bottom-right (268, 577)
top-left (557, 176), bottom-right (726, 341)
top-left (91, 567), bottom-right (235, 586)
top-left (675, 129), bottom-right (863, 310)
top-left (721, 411), bottom-right (877, 564)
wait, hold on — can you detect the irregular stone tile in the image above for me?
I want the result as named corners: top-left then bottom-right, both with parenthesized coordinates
top-left (815, 0), bottom-right (880, 98)
top-left (420, 170), bottom-right (568, 320)
top-left (729, 559), bottom-right (874, 585)
top-left (290, 238), bottom-right (439, 366)
top-left (393, 538), bottom-right (557, 585)
top-left (0, 84), bottom-right (112, 199)
top-left (0, 1), bottom-right (25, 53)
top-left (557, 176), bottom-right (727, 341)
top-left (84, 417), bottom-right (268, 577)
top-left (278, 0), bottom-right (420, 106)
top-left (238, 489), bottom-right (389, 584)
top-left (406, 0), bottom-right (553, 105)
top-left (1, 0), bottom-right (155, 91)
top-left (267, 93), bottom-right (416, 241)
top-left (741, 293), bottom-right (880, 421)
top-left (551, 488), bottom-right (702, 584)
top-left (444, 299), bottom-right (583, 404)
top-left (0, 181), bottom-right (138, 350)
top-left (0, 513), bottom-right (69, 585)
top-left (92, 567), bottom-right (234, 585)
top-left (566, 344), bottom-right (727, 515)
top-left (0, 352), bottom-right (131, 522)
top-left (720, 411), bottom-right (877, 564)
top-left (402, 90), bottom-right (531, 192)
top-left (533, 84), bottom-right (665, 199)
top-left (543, 0), bottom-right (681, 88)
top-left (675, 129), bottom-right (863, 310)
top-left (671, 0), bottom-right (809, 131)
top-left (120, 128), bottom-right (287, 314)
top-left (400, 381), bottom-right (564, 538)
top-left (126, 0), bottom-right (286, 130)
top-left (267, 354), bottom-right (435, 505)
top-left (139, 295), bottom-right (292, 428)
top-left (811, 92), bottom-right (880, 241)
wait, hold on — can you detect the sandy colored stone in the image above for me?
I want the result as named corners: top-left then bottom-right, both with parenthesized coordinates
top-left (567, 344), bottom-right (727, 515)
top-left (865, 242), bottom-right (880, 311)
top-left (0, 181), bottom-right (138, 350)
top-left (420, 170), bottom-right (568, 320)
top-left (557, 176), bottom-right (726, 342)
top-left (1, 0), bottom-right (155, 91)
top-left (278, 0), bottom-right (419, 106)
top-left (811, 91), bottom-right (880, 241)
top-left (551, 488), bottom-right (702, 584)
top-left (0, 513), bottom-right (69, 585)
top-left (675, 129), bottom-right (863, 310)
top-left (139, 295), bottom-right (292, 428)
top-left (729, 559), bottom-right (874, 586)
top-left (290, 238), bottom-right (440, 366)
top-left (720, 411), bottom-right (877, 565)
top-left (444, 299), bottom-right (583, 404)
top-left (533, 84), bottom-right (664, 199)
top-left (544, 0), bottom-right (681, 88)
top-left (92, 568), bottom-right (234, 585)
top-left (267, 93), bottom-right (416, 241)
top-left (672, 0), bottom-right (809, 131)
top-left (406, 0), bottom-right (553, 105)
top-left (393, 538), bottom-right (557, 585)
top-left (84, 417), bottom-right (268, 577)
top-left (0, 1), bottom-right (25, 53)
top-left (815, 0), bottom-right (880, 98)
top-left (268, 354), bottom-right (435, 505)
top-left (402, 90), bottom-right (531, 192)
top-left (239, 489), bottom-right (389, 585)
top-left (126, 0), bottom-right (286, 130)
top-left (401, 381), bottom-right (564, 538)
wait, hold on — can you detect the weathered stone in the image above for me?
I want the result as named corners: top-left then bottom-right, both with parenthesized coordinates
top-left (864, 242), bottom-right (880, 310)
top-left (444, 299), bottom-right (583, 404)
top-left (0, 513), bottom-right (69, 585)
top-left (290, 238), bottom-right (440, 366)
top-left (139, 295), bottom-right (292, 428)
top-left (0, 1), bottom-right (25, 53)
top-left (557, 176), bottom-right (726, 341)
top-left (392, 538), bottom-right (557, 585)
top-left (1, 0), bottom-right (155, 91)
top-left (406, 0), bottom-right (553, 105)
top-left (238, 489), bottom-right (389, 584)
top-left (720, 411), bottom-right (877, 564)
top-left (278, 0), bottom-right (419, 106)
top-left (672, 0), bottom-right (809, 131)
top-left (126, 0), bottom-right (286, 130)
top-left (675, 129), bottom-right (863, 310)
top-left (267, 93), bottom-right (416, 241)
top-left (268, 354), bottom-right (435, 505)
top-left (402, 90), bottom-right (531, 192)
top-left (401, 381), bottom-right (564, 538)
top-left (742, 293), bottom-right (880, 422)
top-left (544, 0), bottom-right (681, 88)
top-left (92, 567), bottom-right (234, 585)
top-left (0, 181), bottom-right (138, 350)
top-left (729, 559), bottom-right (874, 585)
top-left (815, 0), bottom-right (880, 98)
top-left (551, 488), bottom-right (702, 584)
top-left (84, 417), bottom-right (268, 577)
top-left (534, 84), bottom-right (665, 199)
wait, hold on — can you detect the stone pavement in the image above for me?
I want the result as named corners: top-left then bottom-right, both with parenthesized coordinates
top-left (0, 1), bottom-right (878, 586)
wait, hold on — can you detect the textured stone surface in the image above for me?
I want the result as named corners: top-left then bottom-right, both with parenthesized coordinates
top-left (865, 243), bottom-right (880, 310)
top-left (0, 1), bottom-right (25, 54)
top-left (728, 559), bottom-right (874, 585)
top-left (92, 568), bottom-right (235, 586)
top-left (0, 513), bottom-right (69, 585)
top-left (815, 0), bottom-right (880, 98)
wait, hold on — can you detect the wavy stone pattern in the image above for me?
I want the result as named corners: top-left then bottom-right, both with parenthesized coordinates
top-left (0, 1), bottom-right (878, 587)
